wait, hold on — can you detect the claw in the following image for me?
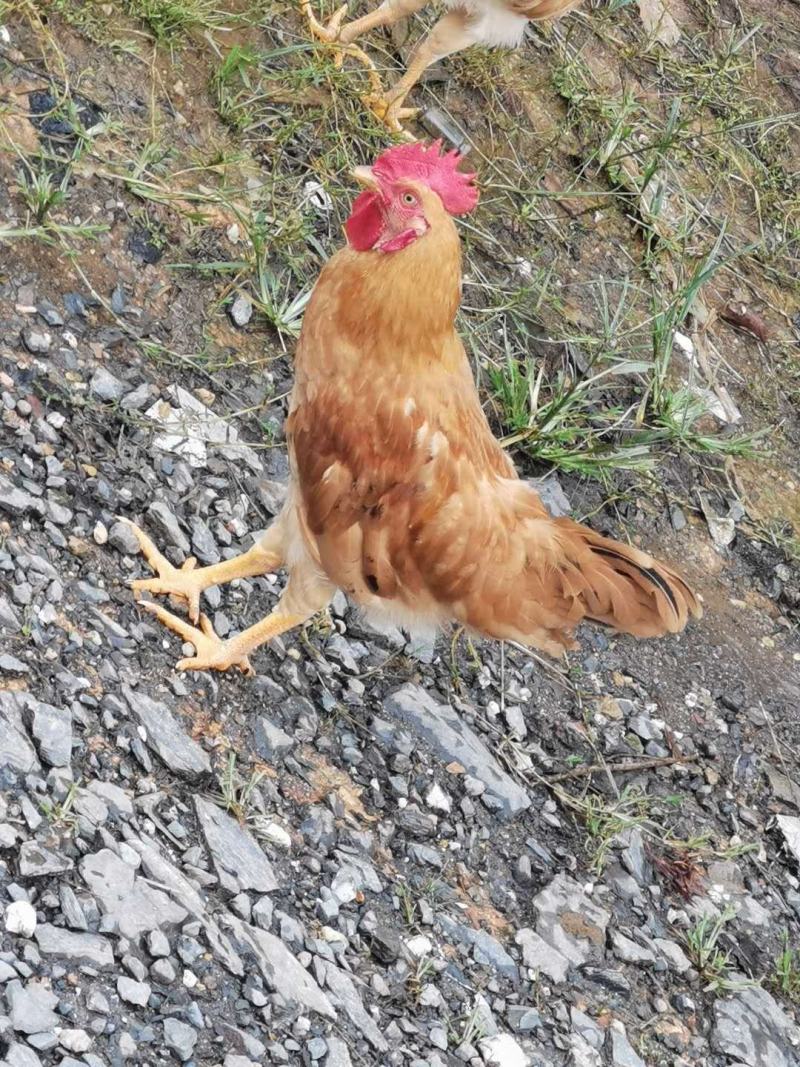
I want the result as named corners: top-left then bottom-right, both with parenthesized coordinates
top-left (139, 601), bottom-right (254, 676)
top-left (302, 0), bottom-right (349, 42)
top-left (362, 93), bottom-right (420, 137)
top-left (121, 517), bottom-right (203, 623)
top-left (300, 0), bottom-right (385, 93)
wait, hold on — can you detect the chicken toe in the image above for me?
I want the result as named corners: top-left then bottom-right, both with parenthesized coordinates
top-left (139, 602), bottom-right (255, 675)
top-left (362, 91), bottom-right (419, 135)
top-left (301, 0), bottom-right (385, 93)
top-left (124, 519), bottom-right (205, 623)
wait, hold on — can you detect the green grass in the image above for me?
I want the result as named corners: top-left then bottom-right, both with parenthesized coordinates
top-left (773, 936), bottom-right (800, 1004)
top-left (211, 752), bottom-right (265, 822)
top-left (122, 0), bottom-right (239, 44)
top-left (683, 906), bottom-right (755, 993)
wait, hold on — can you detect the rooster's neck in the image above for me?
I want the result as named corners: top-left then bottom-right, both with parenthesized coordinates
top-left (326, 217), bottom-right (463, 364)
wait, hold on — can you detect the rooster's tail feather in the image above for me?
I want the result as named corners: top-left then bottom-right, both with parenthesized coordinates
top-left (553, 519), bottom-right (702, 639)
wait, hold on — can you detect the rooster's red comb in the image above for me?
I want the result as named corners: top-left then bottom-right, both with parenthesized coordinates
top-left (372, 140), bottom-right (479, 216)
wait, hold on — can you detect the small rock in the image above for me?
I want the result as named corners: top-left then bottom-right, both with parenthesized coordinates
top-left (117, 976), bottom-right (151, 1006)
top-left (89, 367), bottom-right (126, 402)
top-left (21, 326), bottom-right (51, 352)
top-left (163, 1018), bottom-right (197, 1061)
top-left (229, 292), bottom-right (253, 326)
top-left (5, 899), bottom-right (37, 937)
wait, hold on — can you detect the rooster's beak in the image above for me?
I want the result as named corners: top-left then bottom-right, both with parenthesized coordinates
top-left (351, 166), bottom-right (380, 193)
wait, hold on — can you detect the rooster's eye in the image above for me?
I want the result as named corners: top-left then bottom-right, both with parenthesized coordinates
top-left (402, 192), bottom-right (416, 206)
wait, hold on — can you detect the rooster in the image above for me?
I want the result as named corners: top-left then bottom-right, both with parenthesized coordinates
top-left (124, 142), bottom-right (700, 675)
top-left (301, 0), bottom-right (584, 132)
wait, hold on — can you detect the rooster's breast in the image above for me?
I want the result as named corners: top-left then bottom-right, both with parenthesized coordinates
top-left (444, 0), bottom-right (529, 46)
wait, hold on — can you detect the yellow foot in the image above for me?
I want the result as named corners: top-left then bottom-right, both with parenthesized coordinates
top-left (121, 517), bottom-right (205, 624)
top-left (140, 601), bottom-right (254, 675)
top-left (362, 92), bottom-right (419, 137)
top-left (302, 0), bottom-right (349, 49)
top-left (300, 0), bottom-right (384, 94)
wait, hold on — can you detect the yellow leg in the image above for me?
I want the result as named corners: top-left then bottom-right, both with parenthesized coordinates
top-left (300, 0), bottom-right (385, 94)
top-left (123, 517), bottom-right (284, 624)
top-left (140, 570), bottom-right (335, 675)
top-left (366, 9), bottom-right (477, 132)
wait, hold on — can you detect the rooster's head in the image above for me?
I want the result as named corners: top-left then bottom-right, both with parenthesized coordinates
top-left (345, 140), bottom-right (479, 254)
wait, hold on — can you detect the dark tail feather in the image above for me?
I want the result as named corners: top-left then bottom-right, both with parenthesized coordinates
top-left (556, 519), bottom-right (702, 638)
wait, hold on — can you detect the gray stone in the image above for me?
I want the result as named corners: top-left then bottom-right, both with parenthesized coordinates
top-left (608, 1024), bottom-right (646, 1067)
top-left (437, 915), bottom-right (517, 979)
top-left (80, 848), bottom-right (188, 939)
top-left (0, 653), bottom-right (28, 673)
top-left (163, 1018), bottom-right (197, 1061)
top-left (87, 991), bottom-right (110, 1013)
top-left (147, 500), bottom-right (191, 554)
top-left (21, 326), bottom-right (51, 352)
top-left (654, 937), bottom-right (692, 974)
top-left (324, 1036), bottom-right (353, 1067)
top-left (195, 796), bottom-right (278, 893)
top-left (229, 292), bottom-right (253, 326)
top-left (18, 840), bottom-right (73, 877)
top-left (610, 931), bottom-right (655, 965)
top-left (528, 472), bottom-right (572, 516)
top-left (30, 701), bottom-right (72, 767)
top-left (117, 976), bottom-right (151, 1006)
top-left (0, 595), bottom-right (23, 632)
top-left (58, 1029), bottom-right (92, 1053)
top-left (532, 874), bottom-right (609, 970)
top-left (0, 476), bottom-right (43, 516)
top-left (4, 1044), bottom-right (44, 1066)
top-left (148, 929), bottom-right (171, 957)
top-left (34, 924), bottom-right (114, 969)
top-left (253, 716), bottom-right (295, 762)
top-left (6, 979), bottom-right (60, 1033)
top-left (123, 686), bottom-right (211, 777)
top-left (151, 958), bottom-right (177, 982)
top-left (87, 779), bottom-right (134, 816)
top-left (777, 816), bottom-right (800, 869)
top-left (0, 692), bottom-right (40, 773)
top-left (324, 961), bottom-right (387, 1051)
top-left (189, 516), bottom-right (220, 564)
top-left (383, 685), bottom-right (530, 817)
top-left (515, 927), bottom-right (570, 983)
top-left (74, 788), bottom-right (109, 826)
top-left (508, 1007), bottom-right (542, 1032)
top-left (227, 917), bottom-right (335, 1019)
top-left (620, 828), bottom-right (651, 886)
top-left (127, 832), bottom-right (243, 976)
top-left (108, 521), bottom-right (141, 556)
top-left (712, 985), bottom-right (800, 1067)
top-left (89, 368), bottom-right (126, 402)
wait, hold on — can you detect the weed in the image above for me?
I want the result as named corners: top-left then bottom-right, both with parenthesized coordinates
top-left (18, 160), bottom-right (66, 222)
top-left (122, 0), bottom-right (237, 45)
top-left (683, 906), bottom-right (741, 991)
top-left (39, 780), bottom-right (80, 830)
top-left (773, 936), bottom-right (800, 1004)
top-left (211, 752), bottom-right (264, 822)
top-left (405, 954), bottom-right (436, 1004)
top-left (448, 1004), bottom-right (488, 1049)
top-left (396, 881), bottom-right (419, 928)
top-left (582, 786), bottom-right (651, 871)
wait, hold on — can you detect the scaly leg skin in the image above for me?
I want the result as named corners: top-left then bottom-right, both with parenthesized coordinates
top-left (365, 9), bottom-right (477, 134)
top-left (300, 0), bottom-right (384, 94)
top-left (141, 571), bottom-right (335, 675)
top-left (122, 517), bottom-right (284, 624)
